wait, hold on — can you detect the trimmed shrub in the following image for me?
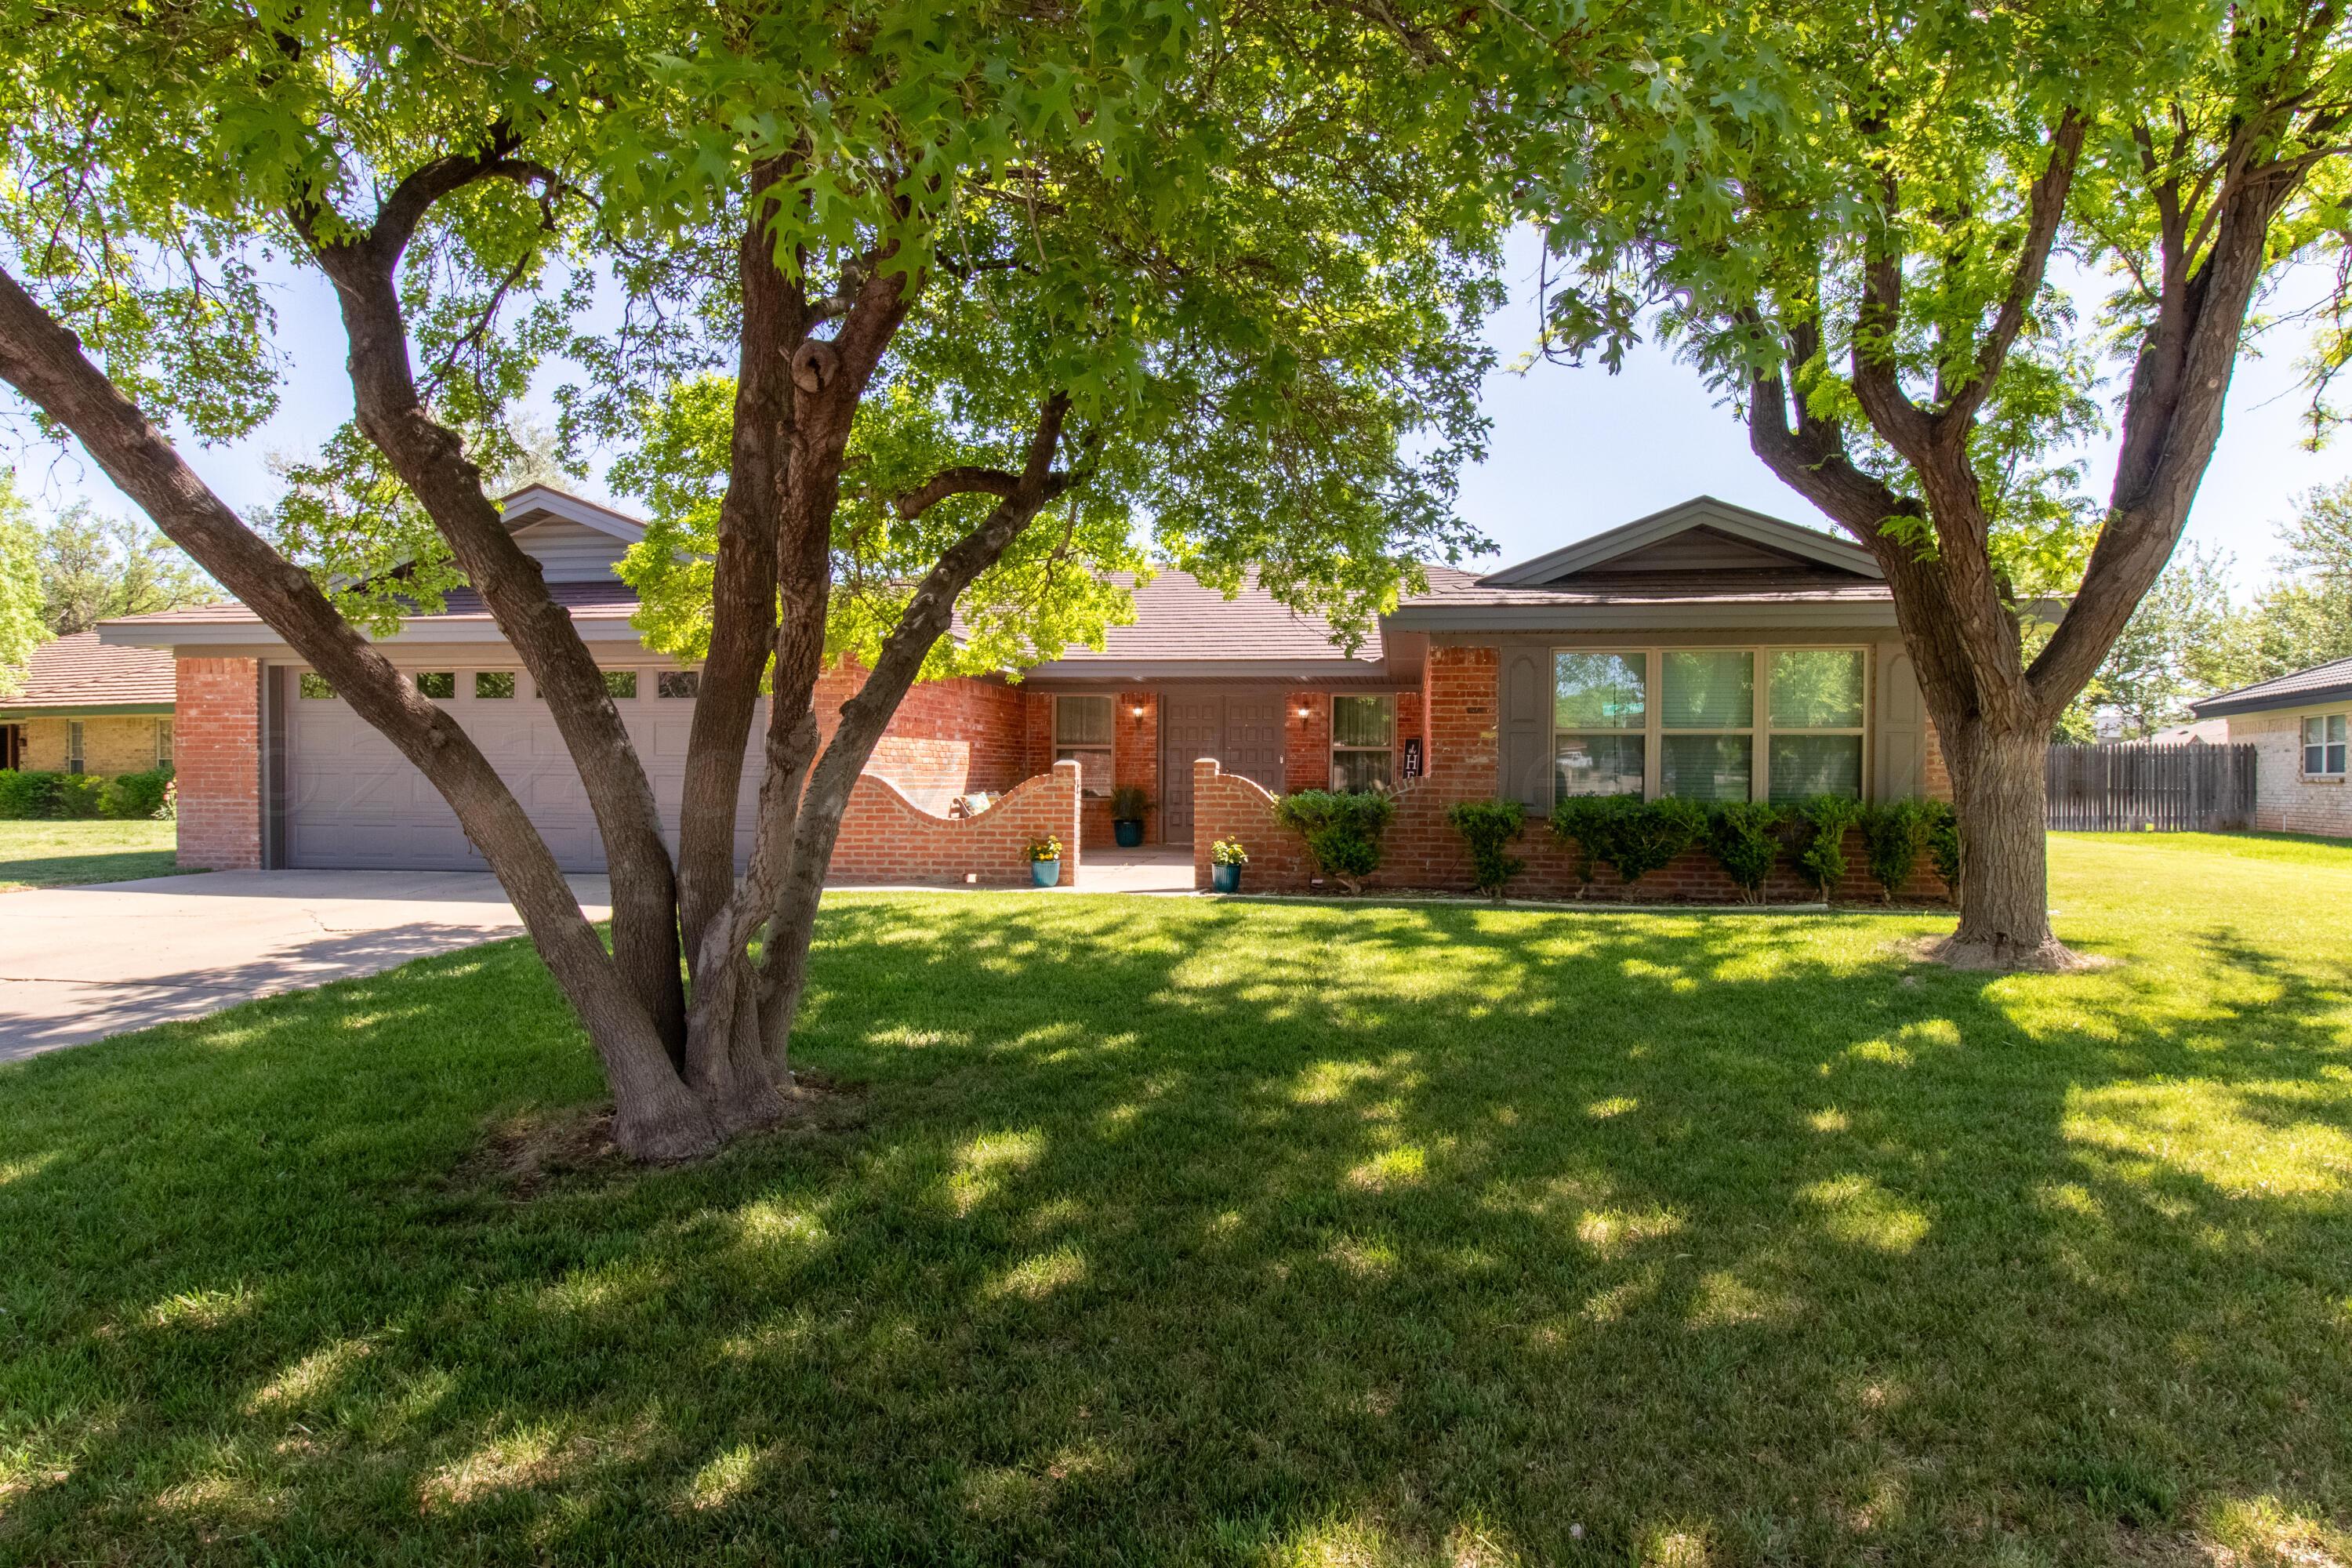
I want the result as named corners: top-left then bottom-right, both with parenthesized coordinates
top-left (1705, 801), bottom-right (1782, 903)
top-left (1546, 794), bottom-right (1628, 896)
top-left (0, 769), bottom-right (62, 819)
top-left (1446, 799), bottom-right (1526, 898)
top-left (1862, 799), bottom-right (1931, 902)
top-left (1274, 789), bottom-right (1396, 895)
top-left (1549, 794), bottom-right (1705, 892)
top-left (1923, 800), bottom-right (1962, 895)
top-left (53, 775), bottom-right (107, 818)
top-left (101, 768), bottom-right (173, 821)
top-left (1609, 796), bottom-right (1708, 886)
top-left (1791, 794), bottom-right (1867, 895)
top-left (1109, 784), bottom-right (1150, 820)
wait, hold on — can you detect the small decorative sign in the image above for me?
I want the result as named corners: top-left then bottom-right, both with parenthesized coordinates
top-left (1402, 736), bottom-right (1424, 781)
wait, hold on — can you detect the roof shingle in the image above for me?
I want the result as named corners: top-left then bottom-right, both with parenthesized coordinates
top-left (3, 631), bottom-right (176, 710)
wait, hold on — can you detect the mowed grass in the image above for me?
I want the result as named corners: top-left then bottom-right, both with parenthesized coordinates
top-left (0, 817), bottom-right (183, 891)
top-left (3, 835), bottom-right (2350, 1565)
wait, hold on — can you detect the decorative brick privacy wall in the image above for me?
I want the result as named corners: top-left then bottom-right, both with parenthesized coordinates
top-left (176, 658), bottom-right (261, 871)
top-left (14, 714), bottom-right (167, 776)
top-left (829, 759), bottom-right (1084, 887)
top-left (2234, 710), bottom-right (2352, 837)
top-left (1190, 758), bottom-right (1949, 902)
top-left (813, 662), bottom-right (1027, 815)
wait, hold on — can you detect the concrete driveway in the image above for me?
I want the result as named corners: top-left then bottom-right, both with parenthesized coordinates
top-left (0, 870), bottom-right (613, 1062)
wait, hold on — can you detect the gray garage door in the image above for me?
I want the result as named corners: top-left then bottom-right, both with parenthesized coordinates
top-left (280, 665), bottom-right (760, 871)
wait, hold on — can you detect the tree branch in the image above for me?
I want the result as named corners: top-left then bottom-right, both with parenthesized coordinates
top-left (1937, 111), bottom-right (2087, 432)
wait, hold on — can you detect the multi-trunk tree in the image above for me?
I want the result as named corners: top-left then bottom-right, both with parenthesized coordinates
top-left (1511, 0), bottom-right (2352, 967)
top-left (0, 0), bottom-right (1503, 1156)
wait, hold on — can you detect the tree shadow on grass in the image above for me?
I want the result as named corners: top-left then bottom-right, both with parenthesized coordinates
top-left (1, 893), bottom-right (2349, 1565)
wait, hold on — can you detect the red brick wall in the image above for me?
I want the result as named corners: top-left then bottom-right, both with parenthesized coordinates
top-left (813, 662), bottom-right (1027, 815)
top-left (1189, 759), bottom-right (1949, 903)
top-left (1284, 691), bottom-right (1331, 792)
top-left (1924, 720), bottom-right (1952, 802)
top-left (829, 759), bottom-right (1084, 887)
top-left (1425, 644), bottom-right (1498, 800)
top-left (176, 657), bottom-right (261, 872)
top-left (1396, 689), bottom-right (1425, 781)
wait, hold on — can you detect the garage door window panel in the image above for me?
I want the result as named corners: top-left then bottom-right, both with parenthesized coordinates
top-left (416, 671), bottom-right (456, 699)
top-left (475, 671), bottom-right (517, 699)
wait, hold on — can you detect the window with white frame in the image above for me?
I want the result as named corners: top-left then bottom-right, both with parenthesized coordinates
top-left (155, 718), bottom-right (173, 767)
top-left (1054, 695), bottom-right (1113, 797)
top-left (1766, 649), bottom-right (1867, 801)
top-left (1331, 695), bottom-right (1396, 792)
top-left (2303, 713), bottom-right (2348, 777)
top-left (1554, 652), bottom-right (1647, 798)
top-left (65, 720), bottom-right (85, 775)
top-left (1661, 651), bottom-right (1754, 802)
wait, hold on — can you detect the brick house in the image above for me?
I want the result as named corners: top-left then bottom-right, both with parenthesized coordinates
top-left (100, 489), bottom-right (1952, 894)
top-left (0, 632), bottom-right (176, 777)
top-left (2190, 655), bottom-right (2352, 837)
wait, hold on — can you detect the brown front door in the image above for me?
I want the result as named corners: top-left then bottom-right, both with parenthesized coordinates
top-left (1159, 690), bottom-right (1288, 844)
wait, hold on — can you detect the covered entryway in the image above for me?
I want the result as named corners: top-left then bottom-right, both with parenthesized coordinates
top-left (1159, 689), bottom-right (1287, 844)
top-left (278, 666), bottom-right (759, 871)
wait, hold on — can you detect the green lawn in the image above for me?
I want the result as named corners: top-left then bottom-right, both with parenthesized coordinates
top-left (3, 833), bottom-right (2350, 1565)
top-left (0, 817), bottom-right (183, 891)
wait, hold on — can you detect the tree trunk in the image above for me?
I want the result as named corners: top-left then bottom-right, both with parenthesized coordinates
top-left (1939, 724), bottom-right (2074, 971)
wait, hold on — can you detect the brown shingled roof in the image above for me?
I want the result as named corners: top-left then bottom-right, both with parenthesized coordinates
top-left (3, 631), bottom-right (176, 710)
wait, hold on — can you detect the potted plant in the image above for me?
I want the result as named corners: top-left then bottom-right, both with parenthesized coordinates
top-left (1109, 784), bottom-right (1151, 848)
top-left (1027, 834), bottom-right (1064, 887)
top-left (1209, 837), bottom-right (1248, 893)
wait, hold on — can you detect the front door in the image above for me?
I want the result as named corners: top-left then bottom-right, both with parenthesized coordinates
top-left (1159, 690), bottom-right (1288, 844)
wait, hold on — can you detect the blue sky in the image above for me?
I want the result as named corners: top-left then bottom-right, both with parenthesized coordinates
top-left (22, 235), bottom-right (2352, 594)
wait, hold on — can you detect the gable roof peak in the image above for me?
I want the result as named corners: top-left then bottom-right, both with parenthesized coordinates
top-left (1479, 494), bottom-right (1882, 587)
top-left (496, 485), bottom-right (648, 543)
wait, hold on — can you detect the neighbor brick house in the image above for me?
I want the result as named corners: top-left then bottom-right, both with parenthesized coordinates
top-left (0, 632), bottom-right (176, 777)
top-left (100, 489), bottom-right (1951, 892)
top-left (2190, 655), bottom-right (2352, 837)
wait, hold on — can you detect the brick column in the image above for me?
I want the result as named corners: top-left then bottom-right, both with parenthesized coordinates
top-left (1425, 644), bottom-right (1499, 801)
top-left (176, 657), bottom-right (262, 871)
top-left (1284, 691), bottom-right (1330, 792)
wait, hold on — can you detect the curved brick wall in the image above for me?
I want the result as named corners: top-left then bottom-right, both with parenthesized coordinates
top-left (1189, 759), bottom-right (1950, 903)
top-left (829, 758), bottom-right (1083, 887)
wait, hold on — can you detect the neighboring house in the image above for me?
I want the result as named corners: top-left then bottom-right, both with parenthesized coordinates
top-left (2190, 655), bottom-right (2352, 837)
top-left (2146, 717), bottom-right (2230, 745)
top-left (0, 631), bottom-right (176, 776)
top-left (99, 489), bottom-right (1952, 890)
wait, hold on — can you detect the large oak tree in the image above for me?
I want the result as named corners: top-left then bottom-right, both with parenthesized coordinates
top-left (0, 0), bottom-right (1504, 1156)
top-left (1510, 0), bottom-right (2352, 967)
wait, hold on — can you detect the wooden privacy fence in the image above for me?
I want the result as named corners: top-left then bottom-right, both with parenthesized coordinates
top-left (2045, 741), bottom-right (2256, 831)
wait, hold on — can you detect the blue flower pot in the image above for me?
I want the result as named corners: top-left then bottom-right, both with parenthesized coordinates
top-left (1210, 862), bottom-right (1241, 894)
top-left (1113, 818), bottom-right (1145, 848)
top-left (1031, 858), bottom-right (1062, 887)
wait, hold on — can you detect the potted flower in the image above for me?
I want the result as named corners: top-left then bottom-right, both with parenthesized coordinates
top-left (1209, 837), bottom-right (1248, 893)
top-left (1027, 834), bottom-right (1064, 887)
top-left (1109, 784), bottom-right (1151, 848)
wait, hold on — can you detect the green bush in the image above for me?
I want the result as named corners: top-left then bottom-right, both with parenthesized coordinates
top-left (1923, 800), bottom-right (1962, 895)
top-left (1791, 794), bottom-right (1867, 895)
top-left (1273, 789), bottom-right (1396, 894)
top-left (1546, 794), bottom-right (1626, 895)
top-left (100, 767), bottom-right (174, 821)
top-left (1548, 794), bottom-right (1706, 892)
top-left (0, 770), bottom-right (62, 819)
top-left (1445, 799), bottom-right (1526, 898)
top-left (53, 774), bottom-right (107, 818)
top-left (1862, 799), bottom-right (1932, 902)
top-left (1705, 801), bottom-right (1782, 902)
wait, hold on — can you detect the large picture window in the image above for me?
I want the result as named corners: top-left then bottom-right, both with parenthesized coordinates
top-left (1553, 645), bottom-right (1868, 804)
top-left (1331, 695), bottom-right (1396, 792)
top-left (1766, 649), bottom-right (1866, 801)
top-left (1054, 695), bottom-right (1113, 797)
top-left (1555, 652), bottom-right (1646, 798)
top-left (2304, 713), bottom-right (2348, 777)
